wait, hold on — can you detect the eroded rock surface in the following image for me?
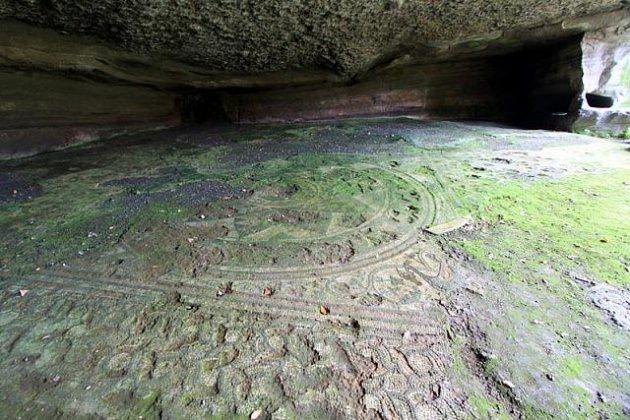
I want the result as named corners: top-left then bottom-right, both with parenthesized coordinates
top-left (0, 0), bottom-right (623, 78)
top-left (0, 119), bottom-right (629, 418)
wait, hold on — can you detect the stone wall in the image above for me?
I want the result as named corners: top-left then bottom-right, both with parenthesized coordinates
top-left (213, 38), bottom-right (584, 130)
top-left (0, 6), bottom-right (628, 158)
top-left (582, 27), bottom-right (630, 106)
top-left (222, 56), bottom-right (513, 124)
top-left (0, 72), bottom-right (180, 158)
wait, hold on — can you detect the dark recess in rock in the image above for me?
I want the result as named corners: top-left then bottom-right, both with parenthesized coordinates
top-left (179, 93), bottom-right (231, 124)
top-left (585, 93), bottom-right (615, 108)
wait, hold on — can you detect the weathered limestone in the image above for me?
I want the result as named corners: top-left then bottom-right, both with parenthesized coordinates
top-left (0, 0), bottom-right (622, 77)
top-left (582, 26), bottom-right (630, 104)
top-left (1, 7), bottom-right (626, 91)
top-left (0, 21), bottom-right (341, 91)
top-left (222, 56), bottom-right (515, 124)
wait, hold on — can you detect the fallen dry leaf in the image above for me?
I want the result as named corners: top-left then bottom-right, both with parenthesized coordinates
top-left (319, 305), bottom-right (330, 315)
top-left (262, 287), bottom-right (273, 297)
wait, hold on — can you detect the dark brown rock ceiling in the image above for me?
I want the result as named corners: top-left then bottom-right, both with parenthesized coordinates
top-left (0, 0), bottom-right (625, 83)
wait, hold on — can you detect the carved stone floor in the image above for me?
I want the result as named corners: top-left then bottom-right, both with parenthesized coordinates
top-left (1, 118), bottom-right (628, 418)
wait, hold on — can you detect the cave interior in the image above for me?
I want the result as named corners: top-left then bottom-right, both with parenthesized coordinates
top-left (0, 2), bottom-right (629, 419)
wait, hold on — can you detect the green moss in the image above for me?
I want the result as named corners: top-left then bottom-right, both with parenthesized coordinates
top-left (455, 170), bottom-right (630, 286)
top-left (189, 146), bottom-right (229, 172)
top-left (449, 335), bottom-right (468, 376)
top-left (620, 59), bottom-right (630, 88)
top-left (448, 335), bottom-right (512, 419)
top-left (3, 118), bottom-right (630, 420)
top-left (573, 128), bottom-right (630, 140)
top-left (129, 390), bottom-right (161, 419)
top-left (560, 356), bottom-right (584, 379)
top-left (284, 126), bottom-right (320, 138)
top-left (483, 356), bottom-right (500, 376)
top-left (0, 171), bottom-right (118, 273)
top-left (468, 395), bottom-right (511, 420)
top-left (449, 167), bottom-right (629, 419)
top-left (179, 391), bottom-right (202, 407)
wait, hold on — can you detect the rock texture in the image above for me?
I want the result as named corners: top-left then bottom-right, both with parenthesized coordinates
top-left (223, 38), bottom-right (584, 128)
top-left (0, 21), bottom-right (341, 91)
top-left (582, 24), bottom-right (630, 105)
top-left (573, 15), bottom-right (630, 134)
top-left (0, 0), bottom-right (623, 78)
top-left (0, 2), bottom-right (629, 155)
top-left (574, 109), bottom-right (630, 134)
top-left (0, 71), bottom-right (179, 158)
top-left (224, 56), bottom-right (511, 124)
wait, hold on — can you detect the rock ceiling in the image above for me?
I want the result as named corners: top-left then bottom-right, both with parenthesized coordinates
top-left (0, 1), bottom-right (627, 89)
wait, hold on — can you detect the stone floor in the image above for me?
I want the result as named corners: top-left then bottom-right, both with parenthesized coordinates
top-left (0, 118), bottom-right (628, 418)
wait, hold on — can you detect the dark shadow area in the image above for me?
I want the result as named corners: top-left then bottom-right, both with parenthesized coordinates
top-left (494, 35), bottom-right (584, 130)
top-left (179, 92), bottom-right (231, 124)
top-left (586, 93), bottom-right (615, 108)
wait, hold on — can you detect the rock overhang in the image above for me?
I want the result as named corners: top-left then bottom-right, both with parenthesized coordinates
top-left (0, 1), bottom-right (627, 86)
top-left (0, 1), bottom-right (629, 157)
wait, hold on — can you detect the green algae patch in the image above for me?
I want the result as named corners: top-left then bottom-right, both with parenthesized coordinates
top-left (129, 390), bottom-right (161, 419)
top-left (468, 395), bottom-right (511, 420)
top-left (573, 128), bottom-right (630, 140)
top-left (559, 356), bottom-right (584, 379)
top-left (448, 335), bottom-right (513, 419)
top-left (449, 166), bottom-right (630, 419)
top-left (455, 170), bottom-right (630, 286)
top-left (0, 169), bottom-right (120, 274)
top-left (1, 119), bottom-right (628, 418)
